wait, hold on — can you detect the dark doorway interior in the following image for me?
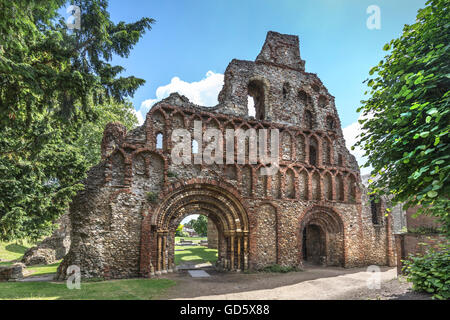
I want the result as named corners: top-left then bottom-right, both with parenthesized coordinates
top-left (302, 224), bottom-right (326, 265)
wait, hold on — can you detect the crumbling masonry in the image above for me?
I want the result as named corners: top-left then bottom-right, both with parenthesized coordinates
top-left (56, 32), bottom-right (396, 280)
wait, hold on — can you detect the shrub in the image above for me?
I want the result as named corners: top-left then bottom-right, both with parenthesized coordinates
top-left (146, 192), bottom-right (158, 203)
top-left (402, 245), bottom-right (450, 300)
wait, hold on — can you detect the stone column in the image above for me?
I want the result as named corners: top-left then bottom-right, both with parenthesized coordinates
top-left (161, 233), bottom-right (167, 273)
top-left (156, 234), bottom-right (162, 274)
top-left (207, 218), bottom-right (218, 249)
top-left (243, 234), bottom-right (249, 270)
top-left (237, 235), bottom-right (241, 271)
top-left (230, 234), bottom-right (235, 270)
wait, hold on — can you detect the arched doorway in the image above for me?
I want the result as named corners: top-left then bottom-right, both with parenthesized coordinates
top-left (140, 182), bottom-right (250, 276)
top-left (302, 224), bottom-right (326, 265)
top-left (299, 206), bottom-right (345, 267)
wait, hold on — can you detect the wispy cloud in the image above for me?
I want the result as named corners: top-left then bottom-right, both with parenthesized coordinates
top-left (135, 71), bottom-right (224, 124)
top-left (342, 114), bottom-right (372, 175)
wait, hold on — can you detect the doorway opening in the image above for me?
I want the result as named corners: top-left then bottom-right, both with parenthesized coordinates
top-left (302, 224), bottom-right (326, 266)
top-left (174, 214), bottom-right (218, 270)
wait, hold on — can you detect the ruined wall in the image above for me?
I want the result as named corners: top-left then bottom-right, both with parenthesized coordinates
top-left (207, 218), bottom-right (219, 249)
top-left (57, 31), bottom-right (394, 280)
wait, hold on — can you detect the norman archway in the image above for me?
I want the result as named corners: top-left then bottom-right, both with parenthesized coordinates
top-left (298, 206), bottom-right (345, 267)
top-left (140, 181), bottom-right (250, 276)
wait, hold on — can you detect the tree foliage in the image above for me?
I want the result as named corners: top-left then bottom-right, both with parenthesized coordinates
top-left (402, 244), bottom-right (450, 300)
top-left (0, 0), bottom-right (152, 241)
top-left (356, 0), bottom-right (450, 236)
top-left (76, 100), bottom-right (137, 166)
top-left (192, 215), bottom-right (208, 237)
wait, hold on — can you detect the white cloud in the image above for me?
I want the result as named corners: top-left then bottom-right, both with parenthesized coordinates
top-left (132, 109), bottom-right (144, 126)
top-left (342, 114), bottom-right (372, 175)
top-left (135, 71), bottom-right (224, 124)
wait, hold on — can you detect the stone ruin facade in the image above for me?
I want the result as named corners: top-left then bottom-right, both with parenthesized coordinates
top-left (56, 31), bottom-right (396, 280)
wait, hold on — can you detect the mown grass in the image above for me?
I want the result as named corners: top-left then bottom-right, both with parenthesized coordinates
top-left (0, 241), bottom-right (60, 277)
top-left (0, 278), bottom-right (176, 300)
top-left (0, 240), bottom-right (218, 300)
top-left (174, 245), bottom-right (217, 265)
top-left (27, 261), bottom-right (62, 277)
top-left (0, 241), bottom-right (33, 262)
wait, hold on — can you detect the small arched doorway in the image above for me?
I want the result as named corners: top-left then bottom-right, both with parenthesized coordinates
top-left (299, 206), bottom-right (345, 267)
top-left (302, 224), bottom-right (326, 265)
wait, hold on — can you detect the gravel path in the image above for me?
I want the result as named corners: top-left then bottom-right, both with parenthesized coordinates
top-left (159, 266), bottom-right (431, 300)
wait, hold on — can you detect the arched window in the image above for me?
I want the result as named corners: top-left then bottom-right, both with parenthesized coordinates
top-left (348, 175), bottom-right (357, 203)
top-left (312, 172), bottom-right (321, 200)
top-left (305, 110), bottom-right (314, 130)
top-left (309, 136), bottom-right (318, 166)
top-left (338, 154), bottom-right (344, 167)
top-left (281, 131), bottom-right (292, 161)
top-left (335, 174), bottom-right (344, 201)
top-left (326, 116), bottom-right (335, 131)
top-left (319, 96), bottom-right (328, 108)
top-left (324, 173), bottom-right (332, 200)
top-left (322, 139), bottom-right (331, 165)
top-left (298, 170), bottom-right (308, 200)
top-left (282, 82), bottom-right (291, 99)
top-left (312, 84), bottom-right (320, 93)
top-left (285, 169), bottom-right (295, 199)
top-left (298, 90), bottom-right (307, 105)
top-left (370, 195), bottom-right (382, 225)
top-left (248, 80), bottom-right (266, 120)
top-left (156, 133), bottom-right (163, 150)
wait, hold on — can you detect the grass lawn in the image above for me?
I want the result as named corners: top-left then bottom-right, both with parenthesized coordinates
top-left (0, 240), bottom-right (176, 300)
top-left (27, 261), bottom-right (62, 277)
top-left (174, 245), bottom-right (218, 265)
top-left (0, 239), bottom-right (216, 300)
top-left (0, 241), bottom-right (33, 265)
top-left (0, 241), bottom-right (60, 277)
top-left (0, 278), bottom-right (176, 300)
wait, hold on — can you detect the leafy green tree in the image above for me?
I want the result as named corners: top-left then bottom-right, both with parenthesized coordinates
top-left (0, 0), bottom-right (153, 241)
top-left (192, 215), bottom-right (208, 237)
top-left (76, 100), bottom-right (137, 166)
top-left (356, 0), bottom-right (450, 236)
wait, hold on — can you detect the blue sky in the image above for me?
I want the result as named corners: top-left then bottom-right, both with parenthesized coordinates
top-left (87, 0), bottom-right (427, 224)
top-left (102, 0), bottom-right (427, 124)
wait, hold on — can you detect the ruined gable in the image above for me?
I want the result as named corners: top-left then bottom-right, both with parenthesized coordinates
top-left (56, 32), bottom-right (395, 280)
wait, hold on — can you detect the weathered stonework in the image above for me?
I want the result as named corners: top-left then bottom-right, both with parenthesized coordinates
top-left (56, 31), bottom-right (396, 280)
top-left (207, 218), bottom-right (219, 249)
top-left (0, 263), bottom-right (25, 282)
top-left (22, 213), bottom-right (71, 266)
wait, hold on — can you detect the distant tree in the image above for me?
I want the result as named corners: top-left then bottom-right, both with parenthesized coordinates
top-left (0, 0), bottom-right (153, 241)
top-left (185, 219), bottom-right (195, 229)
top-left (355, 0), bottom-right (449, 236)
top-left (175, 224), bottom-right (185, 237)
top-left (192, 215), bottom-right (208, 237)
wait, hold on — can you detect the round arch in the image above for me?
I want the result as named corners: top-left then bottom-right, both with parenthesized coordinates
top-left (140, 181), bottom-right (250, 275)
top-left (298, 206), bottom-right (345, 267)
